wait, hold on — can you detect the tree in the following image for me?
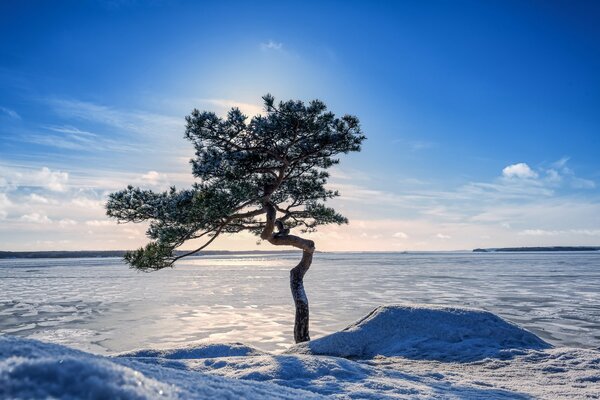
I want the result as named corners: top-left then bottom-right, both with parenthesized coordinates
top-left (106, 95), bottom-right (365, 343)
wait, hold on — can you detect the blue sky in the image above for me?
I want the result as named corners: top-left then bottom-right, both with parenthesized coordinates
top-left (1, 0), bottom-right (599, 251)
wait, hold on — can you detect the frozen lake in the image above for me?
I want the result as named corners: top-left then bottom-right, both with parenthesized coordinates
top-left (1, 252), bottom-right (599, 354)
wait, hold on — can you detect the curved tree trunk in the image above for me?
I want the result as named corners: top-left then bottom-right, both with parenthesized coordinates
top-left (261, 203), bottom-right (315, 343)
top-left (289, 250), bottom-right (312, 342)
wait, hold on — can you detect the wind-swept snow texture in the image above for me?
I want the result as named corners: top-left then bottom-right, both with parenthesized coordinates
top-left (2, 305), bottom-right (599, 399)
top-left (118, 342), bottom-right (266, 359)
top-left (287, 304), bottom-right (551, 361)
top-left (0, 336), bottom-right (322, 399)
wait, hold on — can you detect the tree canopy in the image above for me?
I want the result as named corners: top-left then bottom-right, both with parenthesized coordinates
top-left (106, 94), bottom-right (365, 271)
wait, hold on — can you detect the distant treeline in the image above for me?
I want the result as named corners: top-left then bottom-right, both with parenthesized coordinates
top-left (0, 250), bottom-right (301, 259)
top-left (473, 246), bottom-right (600, 253)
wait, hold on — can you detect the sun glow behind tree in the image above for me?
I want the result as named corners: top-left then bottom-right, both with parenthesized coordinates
top-left (106, 95), bottom-right (365, 342)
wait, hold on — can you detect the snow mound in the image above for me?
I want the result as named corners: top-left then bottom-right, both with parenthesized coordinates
top-left (0, 336), bottom-right (322, 399)
top-left (118, 342), bottom-right (265, 359)
top-left (287, 304), bottom-right (551, 361)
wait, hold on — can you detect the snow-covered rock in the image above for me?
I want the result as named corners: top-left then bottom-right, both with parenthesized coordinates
top-left (287, 304), bottom-right (551, 361)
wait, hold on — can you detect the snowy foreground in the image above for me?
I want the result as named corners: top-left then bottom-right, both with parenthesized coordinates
top-left (1, 305), bottom-right (599, 399)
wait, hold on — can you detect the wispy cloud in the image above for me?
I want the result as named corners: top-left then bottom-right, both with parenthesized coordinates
top-left (541, 156), bottom-right (595, 189)
top-left (47, 98), bottom-right (183, 137)
top-left (260, 40), bottom-right (283, 51)
top-left (571, 177), bottom-right (596, 189)
top-left (392, 138), bottom-right (436, 152)
top-left (0, 106), bottom-right (21, 119)
top-left (26, 124), bottom-right (147, 153)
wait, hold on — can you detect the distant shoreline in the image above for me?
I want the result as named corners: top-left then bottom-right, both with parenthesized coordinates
top-left (1, 247), bottom-right (599, 259)
top-left (473, 246), bottom-right (600, 252)
top-left (0, 250), bottom-right (301, 259)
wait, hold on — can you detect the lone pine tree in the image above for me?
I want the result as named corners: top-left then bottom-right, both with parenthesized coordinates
top-left (106, 95), bottom-right (365, 343)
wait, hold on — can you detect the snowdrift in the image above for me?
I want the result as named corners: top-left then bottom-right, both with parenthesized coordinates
top-left (287, 304), bottom-right (551, 361)
top-left (118, 342), bottom-right (265, 359)
top-left (3, 305), bottom-right (598, 399)
top-left (0, 336), bottom-right (321, 399)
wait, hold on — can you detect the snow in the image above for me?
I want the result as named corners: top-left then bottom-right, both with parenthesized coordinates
top-left (0, 336), bottom-right (322, 399)
top-left (118, 342), bottom-right (266, 359)
top-left (286, 304), bottom-right (551, 361)
top-left (2, 305), bottom-right (599, 399)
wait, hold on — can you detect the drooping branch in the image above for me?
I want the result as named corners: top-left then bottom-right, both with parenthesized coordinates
top-left (170, 206), bottom-right (267, 262)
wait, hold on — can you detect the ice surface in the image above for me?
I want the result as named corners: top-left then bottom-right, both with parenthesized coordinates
top-left (287, 304), bottom-right (551, 361)
top-left (2, 252), bottom-right (599, 354)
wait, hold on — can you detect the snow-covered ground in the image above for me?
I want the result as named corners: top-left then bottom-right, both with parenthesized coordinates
top-left (2, 305), bottom-right (599, 399)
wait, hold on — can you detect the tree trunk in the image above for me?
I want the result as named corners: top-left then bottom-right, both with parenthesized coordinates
top-left (261, 203), bottom-right (315, 343)
top-left (290, 250), bottom-right (312, 342)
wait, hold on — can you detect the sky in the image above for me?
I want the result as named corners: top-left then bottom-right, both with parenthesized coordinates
top-left (1, 0), bottom-right (599, 252)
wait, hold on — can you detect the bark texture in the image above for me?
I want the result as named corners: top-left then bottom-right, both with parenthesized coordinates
top-left (261, 203), bottom-right (315, 343)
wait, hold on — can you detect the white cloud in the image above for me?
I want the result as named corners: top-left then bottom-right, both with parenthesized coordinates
top-left (0, 193), bottom-right (10, 220)
top-left (435, 233), bottom-right (451, 239)
top-left (519, 229), bottom-right (600, 236)
top-left (58, 219), bottom-right (78, 227)
top-left (20, 213), bottom-right (52, 224)
top-left (28, 193), bottom-right (49, 204)
top-left (37, 167), bottom-right (69, 192)
top-left (141, 170), bottom-right (167, 186)
top-left (502, 163), bottom-right (538, 179)
top-left (85, 220), bottom-right (114, 227)
top-left (519, 229), bottom-right (558, 236)
top-left (359, 232), bottom-right (382, 239)
top-left (71, 197), bottom-right (104, 209)
top-left (392, 232), bottom-right (409, 239)
top-left (260, 40), bottom-right (283, 51)
top-left (0, 166), bottom-right (69, 192)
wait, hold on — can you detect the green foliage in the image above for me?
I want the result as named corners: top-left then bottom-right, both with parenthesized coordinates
top-left (123, 242), bottom-right (175, 271)
top-left (106, 95), bottom-right (365, 270)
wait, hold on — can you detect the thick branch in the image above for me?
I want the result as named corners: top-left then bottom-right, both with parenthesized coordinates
top-left (260, 203), bottom-right (314, 252)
